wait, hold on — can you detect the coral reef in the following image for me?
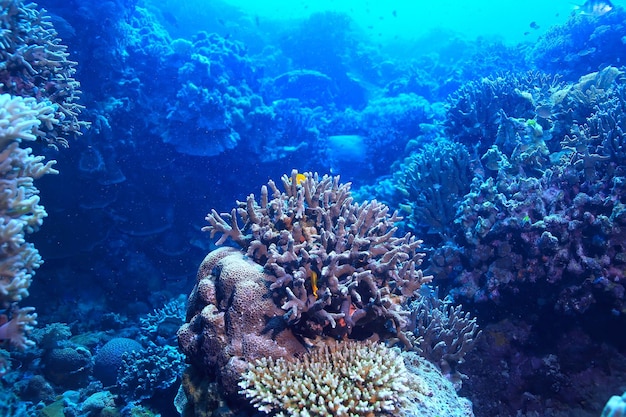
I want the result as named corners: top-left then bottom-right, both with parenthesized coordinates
top-left (378, 65), bottom-right (626, 414)
top-left (529, 7), bottom-right (626, 81)
top-left (432, 70), bottom-right (626, 314)
top-left (392, 138), bottom-right (474, 240)
top-left (177, 247), bottom-right (306, 398)
top-left (0, 94), bottom-right (60, 349)
top-left (239, 341), bottom-right (474, 417)
top-left (202, 171), bottom-right (432, 344)
top-left (118, 343), bottom-right (186, 402)
top-left (139, 296), bottom-right (186, 345)
top-left (42, 345), bottom-right (92, 388)
top-left (163, 31), bottom-right (266, 157)
top-left (444, 70), bottom-right (561, 158)
top-left (93, 337), bottom-right (143, 386)
top-left (0, 0), bottom-right (87, 351)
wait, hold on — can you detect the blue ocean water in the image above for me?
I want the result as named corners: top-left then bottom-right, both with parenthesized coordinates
top-left (2, 0), bottom-right (626, 416)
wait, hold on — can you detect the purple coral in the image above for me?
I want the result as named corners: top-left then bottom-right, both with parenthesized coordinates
top-left (178, 171), bottom-right (434, 400)
top-left (203, 170), bottom-right (432, 344)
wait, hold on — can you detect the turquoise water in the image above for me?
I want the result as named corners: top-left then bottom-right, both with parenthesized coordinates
top-left (150, 0), bottom-right (620, 47)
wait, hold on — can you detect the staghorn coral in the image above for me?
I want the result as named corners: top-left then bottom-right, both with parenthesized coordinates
top-left (178, 171), bottom-right (433, 404)
top-left (0, 0), bottom-right (88, 146)
top-left (238, 340), bottom-right (411, 417)
top-left (202, 170), bottom-right (432, 345)
top-left (407, 294), bottom-right (481, 389)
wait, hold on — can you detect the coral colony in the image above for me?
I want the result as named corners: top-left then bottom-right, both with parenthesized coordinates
top-left (177, 171), bottom-right (475, 416)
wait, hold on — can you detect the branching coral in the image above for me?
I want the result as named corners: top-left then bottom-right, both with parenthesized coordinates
top-left (203, 170), bottom-right (432, 345)
top-left (238, 340), bottom-right (411, 417)
top-left (0, 94), bottom-right (60, 348)
top-left (0, 1), bottom-right (87, 350)
top-left (408, 294), bottom-right (481, 389)
top-left (445, 71), bottom-right (562, 157)
top-left (178, 172), bottom-right (434, 402)
top-left (0, 0), bottom-right (88, 147)
top-left (567, 79), bottom-right (626, 181)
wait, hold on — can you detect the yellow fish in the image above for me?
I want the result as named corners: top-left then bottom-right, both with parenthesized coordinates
top-left (310, 271), bottom-right (318, 298)
top-left (295, 173), bottom-right (306, 185)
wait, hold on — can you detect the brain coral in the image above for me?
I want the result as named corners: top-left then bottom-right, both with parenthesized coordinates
top-left (93, 337), bottom-right (142, 386)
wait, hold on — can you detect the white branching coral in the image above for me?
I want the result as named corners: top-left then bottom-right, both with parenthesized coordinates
top-left (0, 94), bottom-right (58, 348)
top-left (239, 340), bottom-right (410, 417)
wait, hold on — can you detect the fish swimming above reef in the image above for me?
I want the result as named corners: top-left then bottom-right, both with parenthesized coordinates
top-left (573, 0), bottom-right (613, 16)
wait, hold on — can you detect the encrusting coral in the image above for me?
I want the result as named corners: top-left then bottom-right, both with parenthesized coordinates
top-left (238, 340), bottom-right (411, 417)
